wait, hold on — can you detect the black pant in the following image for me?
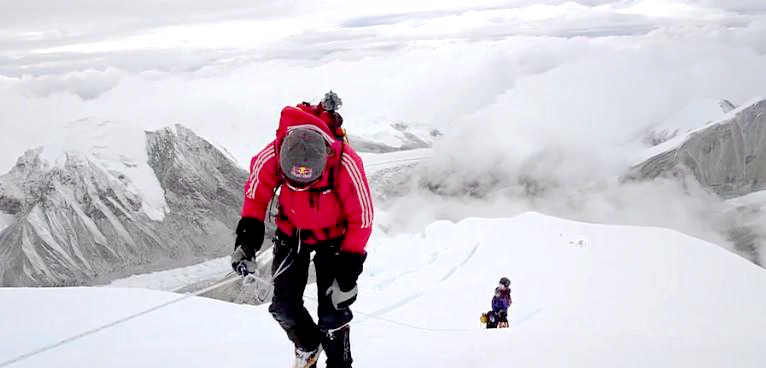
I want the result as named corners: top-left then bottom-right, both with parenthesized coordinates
top-left (268, 232), bottom-right (353, 367)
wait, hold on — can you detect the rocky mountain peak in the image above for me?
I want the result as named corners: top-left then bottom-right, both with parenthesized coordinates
top-left (0, 119), bottom-right (246, 286)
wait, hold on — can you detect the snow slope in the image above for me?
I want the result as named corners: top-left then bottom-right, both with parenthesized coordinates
top-left (630, 98), bottom-right (766, 200)
top-left (40, 117), bottom-right (169, 221)
top-left (642, 98), bottom-right (731, 147)
top-left (2, 212), bottom-right (765, 368)
top-left (636, 97), bottom-right (763, 164)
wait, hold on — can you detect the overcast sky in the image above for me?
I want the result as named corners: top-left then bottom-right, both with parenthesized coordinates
top-left (1, 0), bottom-right (765, 172)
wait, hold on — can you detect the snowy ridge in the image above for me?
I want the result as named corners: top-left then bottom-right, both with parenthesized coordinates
top-left (630, 98), bottom-right (766, 198)
top-left (642, 98), bottom-right (731, 147)
top-left (349, 121), bottom-right (442, 153)
top-left (636, 97), bottom-right (763, 164)
top-left (40, 117), bottom-right (168, 221)
top-left (3, 212), bottom-right (763, 367)
top-left (629, 97), bottom-right (766, 266)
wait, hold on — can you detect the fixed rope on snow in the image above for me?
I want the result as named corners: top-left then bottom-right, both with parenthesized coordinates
top-left (241, 273), bottom-right (472, 333)
top-left (2, 269), bottom-right (485, 367)
top-left (0, 273), bottom-right (241, 368)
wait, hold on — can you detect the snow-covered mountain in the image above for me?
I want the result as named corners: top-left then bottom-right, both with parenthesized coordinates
top-left (642, 98), bottom-right (735, 147)
top-left (628, 99), bottom-right (766, 265)
top-left (348, 122), bottom-right (442, 153)
top-left (2, 212), bottom-right (764, 367)
top-left (630, 98), bottom-right (766, 198)
top-left (0, 119), bottom-right (246, 286)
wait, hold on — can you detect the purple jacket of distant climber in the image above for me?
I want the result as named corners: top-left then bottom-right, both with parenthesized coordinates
top-left (492, 287), bottom-right (511, 312)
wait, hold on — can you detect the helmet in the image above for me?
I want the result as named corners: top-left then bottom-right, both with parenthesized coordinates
top-left (279, 128), bottom-right (327, 186)
top-left (499, 277), bottom-right (510, 288)
top-left (320, 90), bottom-right (342, 112)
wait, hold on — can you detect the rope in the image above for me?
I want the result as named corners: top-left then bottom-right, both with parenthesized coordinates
top-left (346, 307), bottom-right (471, 333)
top-left (0, 273), bottom-right (242, 368)
top-left (270, 247), bottom-right (294, 281)
top-left (244, 273), bottom-right (541, 332)
top-left (243, 273), bottom-right (472, 333)
top-left (2, 268), bottom-right (528, 367)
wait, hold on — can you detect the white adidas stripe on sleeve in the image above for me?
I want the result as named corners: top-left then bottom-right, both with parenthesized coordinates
top-left (342, 156), bottom-right (373, 227)
top-left (246, 145), bottom-right (276, 199)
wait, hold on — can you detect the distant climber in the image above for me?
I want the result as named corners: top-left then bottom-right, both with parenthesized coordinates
top-left (483, 277), bottom-right (511, 329)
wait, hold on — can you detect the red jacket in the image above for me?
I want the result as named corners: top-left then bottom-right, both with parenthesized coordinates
top-left (241, 106), bottom-right (373, 254)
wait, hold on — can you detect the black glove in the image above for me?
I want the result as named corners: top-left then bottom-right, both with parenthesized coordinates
top-left (231, 246), bottom-right (256, 275)
top-left (334, 251), bottom-right (366, 290)
top-left (231, 217), bottom-right (265, 274)
top-left (325, 251), bottom-right (367, 310)
top-left (234, 217), bottom-right (264, 256)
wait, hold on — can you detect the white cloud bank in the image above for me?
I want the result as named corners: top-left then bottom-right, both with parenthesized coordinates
top-left (374, 30), bottom-right (766, 260)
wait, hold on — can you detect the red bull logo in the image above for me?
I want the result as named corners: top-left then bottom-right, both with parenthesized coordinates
top-left (291, 165), bottom-right (313, 179)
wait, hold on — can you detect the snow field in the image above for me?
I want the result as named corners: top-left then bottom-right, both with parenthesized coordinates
top-left (2, 212), bottom-right (765, 367)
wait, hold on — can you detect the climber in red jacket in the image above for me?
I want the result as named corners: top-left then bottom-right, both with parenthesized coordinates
top-left (231, 93), bottom-right (373, 368)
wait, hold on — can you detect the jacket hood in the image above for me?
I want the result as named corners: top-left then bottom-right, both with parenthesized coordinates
top-left (276, 106), bottom-right (343, 190)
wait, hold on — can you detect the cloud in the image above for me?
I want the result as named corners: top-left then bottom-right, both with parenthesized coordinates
top-left (12, 68), bottom-right (123, 100)
top-left (1, 0), bottom-right (759, 80)
top-left (702, 0), bottom-right (766, 13)
top-left (0, 1), bottom-right (297, 35)
top-left (0, 37), bottom-right (570, 176)
top-left (380, 169), bottom-right (737, 250)
top-left (371, 29), bottom-right (766, 260)
top-left (1, 2), bottom-right (764, 166)
top-left (721, 17), bottom-right (766, 54)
